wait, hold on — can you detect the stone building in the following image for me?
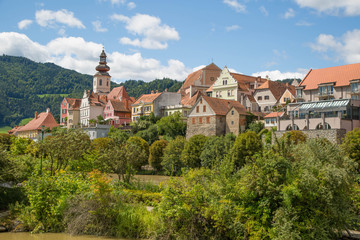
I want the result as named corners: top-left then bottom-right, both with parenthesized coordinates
top-left (186, 95), bottom-right (247, 138)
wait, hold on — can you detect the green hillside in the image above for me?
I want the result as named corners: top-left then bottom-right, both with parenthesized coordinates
top-left (0, 55), bottom-right (183, 127)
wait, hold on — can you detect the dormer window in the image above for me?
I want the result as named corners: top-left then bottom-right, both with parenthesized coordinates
top-left (319, 85), bottom-right (333, 95)
top-left (352, 82), bottom-right (359, 93)
top-left (296, 89), bottom-right (303, 98)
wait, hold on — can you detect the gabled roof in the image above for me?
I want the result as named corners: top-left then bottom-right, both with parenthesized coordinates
top-left (65, 98), bottom-right (81, 110)
top-left (256, 80), bottom-right (289, 101)
top-left (133, 92), bottom-right (162, 105)
top-left (107, 86), bottom-right (132, 101)
top-left (299, 63), bottom-right (360, 90)
top-left (181, 91), bottom-right (203, 106)
top-left (108, 100), bottom-right (131, 112)
top-left (201, 95), bottom-right (247, 116)
top-left (227, 105), bottom-right (249, 115)
top-left (264, 112), bottom-right (285, 118)
top-left (88, 92), bottom-right (108, 106)
top-left (17, 111), bottom-right (58, 132)
top-left (181, 63), bottom-right (221, 90)
top-left (245, 94), bottom-right (256, 103)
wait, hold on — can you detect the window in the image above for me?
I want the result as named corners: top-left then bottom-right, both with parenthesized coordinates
top-left (264, 95), bottom-right (269, 100)
top-left (203, 105), bottom-right (206, 112)
top-left (199, 117), bottom-right (203, 124)
top-left (196, 106), bottom-right (199, 113)
top-left (228, 90), bottom-right (231, 97)
top-left (216, 91), bottom-right (219, 98)
top-left (99, 79), bottom-right (102, 86)
top-left (206, 116), bottom-right (210, 123)
top-left (352, 82), bottom-right (359, 93)
top-left (264, 106), bottom-right (269, 112)
top-left (319, 85), bottom-right (333, 95)
top-left (192, 118), bottom-right (195, 124)
top-left (284, 97), bottom-right (290, 102)
top-left (107, 81), bottom-right (109, 86)
top-left (133, 108), bottom-right (136, 113)
top-left (184, 111), bottom-right (188, 117)
top-left (223, 79), bottom-right (227, 85)
top-left (266, 119), bottom-right (270, 124)
top-left (296, 89), bottom-right (303, 98)
top-left (258, 96), bottom-right (262, 101)
top-left (200, 99), bottom-right (202, 104)
top-left (231, 121), bottom-right (234, 125)
top-left (62, 117), bottom-right (65, 123)
top-left (62, 109), bottom-right (67, 114)
top-left (231, 110), bottom-right (234, 115)
top-left (210, 77), bottom-right (215, 81)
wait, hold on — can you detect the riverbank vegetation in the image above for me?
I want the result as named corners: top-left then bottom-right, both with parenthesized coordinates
top-left (2, 126), bottom-right (360, 239)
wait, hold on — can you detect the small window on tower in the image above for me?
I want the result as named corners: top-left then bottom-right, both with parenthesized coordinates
top-left (100, 79), bottom-right (102, 86)
top-left (107, 81), bottom-right (109, 86)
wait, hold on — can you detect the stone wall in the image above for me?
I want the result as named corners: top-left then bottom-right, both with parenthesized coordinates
top-left (273, 129), bottom-right (347, 144)
top-left (186, 115), bottom-right (225, 139)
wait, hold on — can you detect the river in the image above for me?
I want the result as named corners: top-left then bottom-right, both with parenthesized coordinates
top-left (0, 233), bottom-right (133, 240)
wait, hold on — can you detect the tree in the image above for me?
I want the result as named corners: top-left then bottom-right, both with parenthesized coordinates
top-left (200, 136), bottom-right (231, 168)
top-left (230, 131), bottom-right (262, 169)
top-left (126, 136), bottom-right (149, 169)
top-left (162, 136), bottom-right (186, 176)
top-left (149, 139), bottom-right (168, 171)
top-left (19, 118), bottom-right (33, 126)
top-left (181, 134), bottom-right (207, 169)
top-left (157, 112), bottom-right (187, 139)
top-left (108, 126), bottom-right (130, 144)
top-left (247, 121), bottom-right (264, 134)
top-left (342, 128), bottom-right (360, 169)
top-left (281, 130), bottom-right (307, 145)
top-left (136, 124), bottom-right (159, 145)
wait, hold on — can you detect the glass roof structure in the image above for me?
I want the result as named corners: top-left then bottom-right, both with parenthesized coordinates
top-left (297, 99), bottom-right (350, 113)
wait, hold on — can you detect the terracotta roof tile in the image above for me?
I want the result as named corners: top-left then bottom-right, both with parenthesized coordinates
top-left (202, 95), bottom-right (247, 116)
top-left (299, 63), bottom-right (360, 90)
top-left (256, 80), bottom-right (289, 101)
top-left (107, 86), bottom-right (133, 101)
top-left (133, 92), bottom-right (162, 105)
top-left (65, 98), bottom-right (81, 110)
top-left (264, 112), bottom-right (285, 118)
top-left (109, 100), bottom-right (131, 112)
top-left (17, 111), bottom-right (58, 132)
top-left (181, 63), bottom-right (221, 89)
top-left (246, 94), bottom-right (256, 103)
top-left (182, 91), bottom-right (203, 106)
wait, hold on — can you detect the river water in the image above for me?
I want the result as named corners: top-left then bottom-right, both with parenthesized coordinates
top-left (0, 233), bottom-right (132, 240)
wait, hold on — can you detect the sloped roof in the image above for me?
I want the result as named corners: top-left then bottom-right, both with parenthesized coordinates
top-left (246, 94), bottom-right (256, 103)
top-left (181, 63), bottom-right (221, 90)
top-left (264, 112), bottom-right (285, 118)
top-left (256, 80), bottom-right (289, 101)
top-left (89, 92), bottom-right (108, 106)
top-left (202, 95), bottom-right (247, 116)
top-left (182, 91), bottom-right (203, 106)
top-left (109, 100), bottom-right (131, 112)
top-left (287, 85), bottom-right (296, 96)
top-left (17, 111), bottom-right (58, 132)
top-left (299, 63), bottom-right (360, 90)
top-left (133, 92), bottom-right (162, 105)
top-left (107, 86), bottom-right (132, 101)
top-left (65, 98), bottom-right (81, 110)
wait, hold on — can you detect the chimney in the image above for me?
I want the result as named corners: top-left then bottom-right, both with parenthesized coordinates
top-left (35, 111), bottom-right (38, 119)
top-left (46, 108), bottom-right (50, 113)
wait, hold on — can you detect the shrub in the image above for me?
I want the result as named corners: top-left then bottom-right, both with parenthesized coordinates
top-left (162, 136), bottom-right (186, 176)
top-left (181, 134), bottom-right (207, 169)
top-left (230, 131), bottom-right (262, 168)
top-left (149, 140), bottom-right (168, 171)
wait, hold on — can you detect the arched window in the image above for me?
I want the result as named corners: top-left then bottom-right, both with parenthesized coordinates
top-left (100, 79), bottom-right (102, 86)
top-left (324, 122), bottom-right (331, 129)
top-left (286, 125), bottom-right (292, 130)
top-left (293, 124), bottom-right (299, 130)
top-left (318, 123), bottom-right (331, 129)
top-left (264, 106), bottom-right (269, 112)
top-left (316, 123), bottom-right (323, 129)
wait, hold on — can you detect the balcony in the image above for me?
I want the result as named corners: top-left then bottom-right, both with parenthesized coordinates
top-left (351, 88), bottom-right (360, 95)
top-left (316, 92), bottom-right (334, 100)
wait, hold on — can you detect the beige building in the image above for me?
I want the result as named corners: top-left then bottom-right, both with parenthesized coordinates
top-left (186, 95), bottom-right (248, 138)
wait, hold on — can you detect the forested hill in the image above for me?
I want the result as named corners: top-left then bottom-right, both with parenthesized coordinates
top-left (0, 55), bottom-right (183, 127)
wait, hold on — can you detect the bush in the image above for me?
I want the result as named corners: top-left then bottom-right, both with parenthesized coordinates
top-left (136, 124), bottom-right (159, 145)
top-left (281, 130), bottom-right (307, 145)
top-left (200, 136), bottom-right (232, 168)
top-left (342, 128), bottom-right (360, 170)
top-left (149, 140), bottom-right (168, 171)
top-left (247, 121), bottom-right (264, 134)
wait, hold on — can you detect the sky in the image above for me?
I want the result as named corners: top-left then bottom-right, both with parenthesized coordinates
top-left (1, 0), bottom-right (360, 83)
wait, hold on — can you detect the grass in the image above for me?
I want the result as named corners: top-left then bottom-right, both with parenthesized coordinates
top-left (37, 93), bottom-right (69, 98)
top-left (0, 126), bottom-right (11, 134)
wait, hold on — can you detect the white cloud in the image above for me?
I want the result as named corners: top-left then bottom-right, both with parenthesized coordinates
top-left (92, 20), bottom-right (108, 32)
top-left (127, 2), bottom-right (136, 9)
top-left (35, 9), bottom-right (85, 29)
top-left (111, 13), bottom-right (179, 50)
top-left (259, 6), bottom-right (269, 16)
top-left (310, 29), bottom-right (360, 63)
top-left (58, 28), bottom-right (66, 36)
top-left (252, 70), bottom-right (306, 80)
top-left (296, 20), bottom-right (313, 26)
top-left (284, 8), bottom-right (295, 19)
top-left (295, 0), bottom-right (360, 16)
top-left (223, 0), bottom-right (246, 13)
top-left (18, 19), bottom-right (33, 30)
top-left (0, 32), bottom-right (191, 82)
top-left (225, 25), bottom-right (241, 31)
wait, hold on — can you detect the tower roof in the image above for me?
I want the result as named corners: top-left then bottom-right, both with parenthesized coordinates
top-left (95, 48), bottom-right (110, 73)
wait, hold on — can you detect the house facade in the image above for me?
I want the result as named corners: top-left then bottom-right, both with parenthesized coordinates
top-left (264, 112), bottom-right (285, 129)
top-left (186, 95), bottom-right (248, 138)
top-left (131, 91), bottom-right (181, 122)
top-left (60, 98), bottom-right (81, 128)
top-left (103, 99), bottom-right (132, 127)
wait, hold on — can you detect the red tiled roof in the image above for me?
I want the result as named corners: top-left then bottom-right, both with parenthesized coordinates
top-left (65, 98), bottom-right (81, 110)
top-left (88, 92), bottom-right (108, 106)
top-left (246, 94), bottom-right (256, 103)
top-left (256, 80), bottom-right (289, 101)
top-left (202, 95), bottom-right (247, 116)
top-left (299, 63), bottom-right (360, 90)
top-left (287, 85), bottom-right (296, 96)
top-left (107, 86), bottom-right (133, 101)
top-left (182, 91), bottom-right (203, 106)
top-left (181, 63), bottom-right (221, 90)
top-left (133, 92), bottom-right (162, 105)
top-left (109, 100), bottom-right (131, 112)
top-left (264, 112), bottom-right (285, 118)
top-left (17, 111), bottom-right (59, 132)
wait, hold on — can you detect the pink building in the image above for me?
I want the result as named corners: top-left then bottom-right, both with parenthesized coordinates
top-left (103, 99), bottom-right (132, 127)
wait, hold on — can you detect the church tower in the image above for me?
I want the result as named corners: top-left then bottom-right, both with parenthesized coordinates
top-left (93, 47), bottom-right (111, 95)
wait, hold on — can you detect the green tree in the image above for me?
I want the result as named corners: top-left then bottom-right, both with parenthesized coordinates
top-left (247, 121), bottom-right (264, 134)
top-left (162, 136), bottom-right (186, 176)
top-left (108, 126), bottom-right (130, 144)
top-left (342, 128), bottom-right (360, 168)
top-left (10, 137), bottom-right (33, 155)
top-left (157, 112), bottom-right (187, 139)
top-left (230, 131), bottom-right (262, 168)
top-left (181, 134), bottom-right (207, 168)
top-left (200, 136), bottom-right (231, 168)
top-left (126, 136), bottom-right (149, 169)
top-left (149, 139), bottom-right (168, 171)
top-left (136, 124), bottom-right (159, 145)
top-left (18, 118), bottom-right (33, 126)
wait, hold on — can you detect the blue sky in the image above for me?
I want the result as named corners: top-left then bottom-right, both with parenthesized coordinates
top-left (1, 0), bottom-right (360, 82)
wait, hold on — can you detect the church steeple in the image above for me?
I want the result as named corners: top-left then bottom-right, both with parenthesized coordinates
top-left (93, 47), bottom-right (111, 95)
